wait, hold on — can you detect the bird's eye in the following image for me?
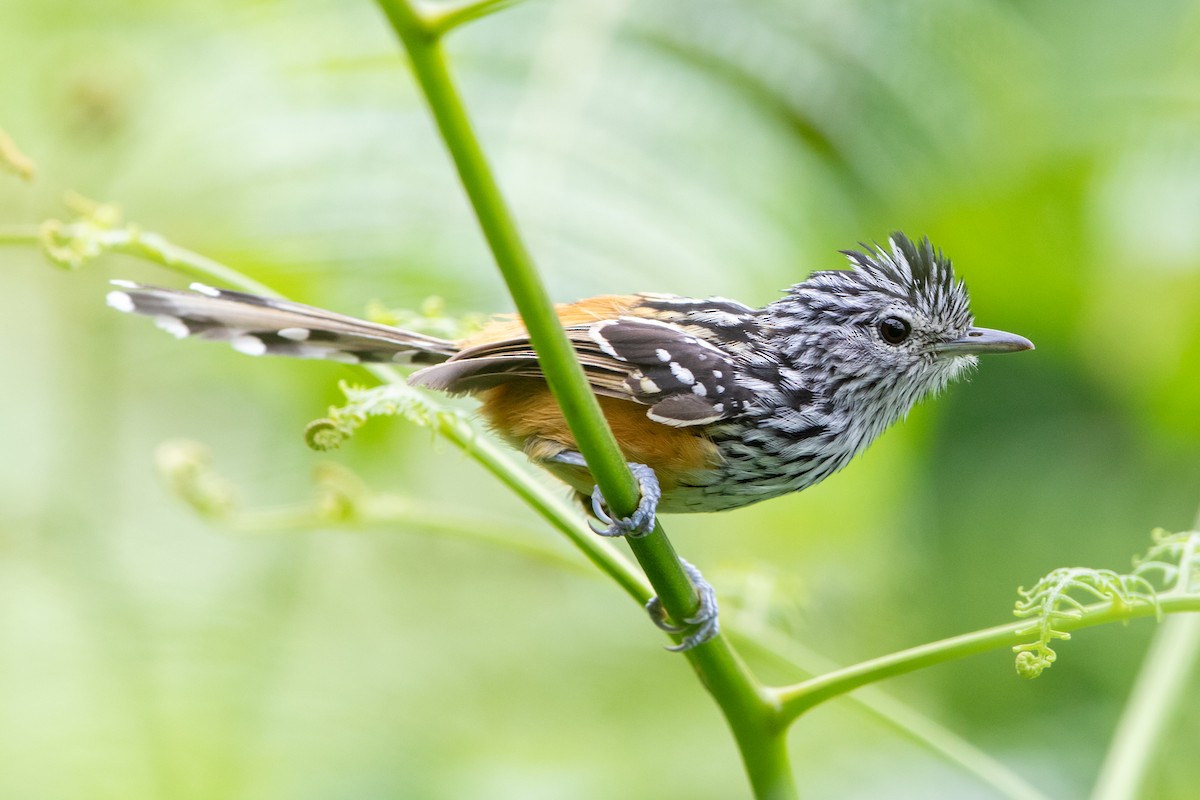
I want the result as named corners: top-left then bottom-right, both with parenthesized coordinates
top-left (878, 316), bottom-right (912, 345)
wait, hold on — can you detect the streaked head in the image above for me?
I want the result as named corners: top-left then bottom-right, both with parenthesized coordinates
top-left (766, 232), bottom-right (1032, 416)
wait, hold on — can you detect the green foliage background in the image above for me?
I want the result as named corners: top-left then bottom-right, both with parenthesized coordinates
top-left (3, 0), bottom-right (1200, 797)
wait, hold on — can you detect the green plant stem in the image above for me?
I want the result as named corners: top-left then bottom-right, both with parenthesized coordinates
top-left (732, 622), bottom-right (1051, 800)
top-left (233, 498), bottom-right (597, 576)
top-left (30, 212), bottom-right (1200, 800)
top-left (1091, 509), bottom-right (1200, 800)
top-left (14, 222), bottom-right (279, 295)
top-left (1089, 615), bottom-right (1200, 800)
top-left (23, 206), bottom-right (663, 630)
top-left (775, 594), bottom-right (1200, 723)
top-left (368, 365), bottom-right (652, 600)
top-left (0, 224), bottom-right (41, 243)
top-left (374, 1), bottom-right (712, 621)
top-left (118, 229), bottom-right (280, 296)
top-left (371, 4), bottom-right (794, 796)
top-left (30, 215), bottom-right (654, 603)
top-left (424, 0), bottom-right (523, 36)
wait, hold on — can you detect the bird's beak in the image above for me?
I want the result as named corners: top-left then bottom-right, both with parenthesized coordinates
top-left (935, 327), bottom-right (1034, 357)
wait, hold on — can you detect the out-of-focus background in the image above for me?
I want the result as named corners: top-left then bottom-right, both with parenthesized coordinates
top-left (3, 0), bottom-right (1200, 797)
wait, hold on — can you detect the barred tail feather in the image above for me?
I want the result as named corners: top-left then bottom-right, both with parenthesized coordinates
top-left (106, 281), bottom-right (458, 365)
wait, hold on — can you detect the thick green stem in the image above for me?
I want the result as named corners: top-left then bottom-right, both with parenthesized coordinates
top-left (371, 3), bottom-right (791, 796)
top-left (733, 622), bottom-right (1051, 800)
top-left (374, 1), bottom-right (708, 621)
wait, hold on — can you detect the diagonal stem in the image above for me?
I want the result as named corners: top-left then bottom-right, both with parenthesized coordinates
top-left (1089, 615), bottom-right (1200, 800)
top-left (370, 3), bottom-right (794, 797)
top-left (372, 0), bottom-right (707, 624)
top-left (424, 0), bottom-right (524, 36)
top-left (24, 216), bottom-right (653, 603)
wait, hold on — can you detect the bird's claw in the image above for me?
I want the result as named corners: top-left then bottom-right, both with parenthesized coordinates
top-left (545, 451), bottom-right (716, 650)
top-left (548, 451), bottom-right (661, 538)
top-left (645, 558), bottom-right (720, 651)
top-left (587, 462), bottom-right (661, 538)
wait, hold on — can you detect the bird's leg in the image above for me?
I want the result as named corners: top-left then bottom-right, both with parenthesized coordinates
top-left (546, 450), bottom-right (661, 538)
top-left (545, 450), bottom-right (720, 651)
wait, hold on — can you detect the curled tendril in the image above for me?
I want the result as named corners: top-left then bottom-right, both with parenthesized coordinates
top-left (1014, 649), bottom-right (1055, 680)
top-left (1012, 566), bottom-right (1160, 679)
top-left (305, 418), bottom-right (353, 451)
top-left (1008, 529), bottom-right (1200, 679)
top-left (37, 193), bottom-right (123, 270)
top-left (1133, 528), bottom-right (1200, 594)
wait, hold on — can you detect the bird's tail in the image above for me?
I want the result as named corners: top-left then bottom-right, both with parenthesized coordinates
top-left (106, 281), bottom-right (459, 366)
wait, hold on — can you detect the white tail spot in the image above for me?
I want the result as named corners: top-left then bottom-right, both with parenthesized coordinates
top-left (231, 335), bottom-right (267, 356)
top-left (190, 283), bottom-right (221, 297)
top-left (278, 327), bottom-right (310, 341)
top-left (106, 291), bottom-right (135, 313)
top-left (154, 315), bottom-right (190, 339)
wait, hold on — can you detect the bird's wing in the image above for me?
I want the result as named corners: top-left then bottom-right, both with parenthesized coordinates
top-left (409, 294), bottom-right (759, 427)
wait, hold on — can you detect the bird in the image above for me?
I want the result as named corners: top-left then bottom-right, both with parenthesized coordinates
top-left (106, 232), bottom-right (1033, 649)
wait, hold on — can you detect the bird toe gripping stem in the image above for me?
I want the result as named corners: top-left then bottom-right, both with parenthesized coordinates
top-left (587, 462), bottom-right (661, 538)
top-left (646, 558), bottom-right (720, 651)
top-left (544, 451), bottom-right (718, 649)
top-left (549, 452), bottom-right (662, 538)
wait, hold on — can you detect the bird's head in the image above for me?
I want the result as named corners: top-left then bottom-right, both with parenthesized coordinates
top-left (765, 233), bottom-right (1032, 420)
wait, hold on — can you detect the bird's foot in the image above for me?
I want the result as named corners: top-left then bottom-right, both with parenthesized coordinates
top-left (548, 451), bottom-right (661, 538)
top-left (545, 450), bottom-right (717, 650)
top-left (645, 558), bottom-right (720, 651)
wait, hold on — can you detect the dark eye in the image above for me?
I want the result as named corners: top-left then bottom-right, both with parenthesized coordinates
top-left (878, 316), bottom-right (912, 345)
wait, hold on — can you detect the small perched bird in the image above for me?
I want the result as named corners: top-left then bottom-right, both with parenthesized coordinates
top-left (108, 233), bottom-right (1032, 648)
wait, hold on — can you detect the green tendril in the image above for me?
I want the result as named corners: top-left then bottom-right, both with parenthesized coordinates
top-left (1010, 530), bottom-right (1200, 679)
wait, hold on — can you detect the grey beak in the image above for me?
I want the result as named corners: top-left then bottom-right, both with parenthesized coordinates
top-left (935, 326), bottom-right (1034, 357)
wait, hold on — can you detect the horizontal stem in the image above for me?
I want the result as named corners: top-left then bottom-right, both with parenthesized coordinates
top-left (0, 225), bottom-right (41, 244)
top-left (775, 594), bottom-right (1200, 723)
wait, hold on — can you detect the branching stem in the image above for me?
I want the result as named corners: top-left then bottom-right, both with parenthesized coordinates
top-left (14, 8), bottom-right (1200, 798)
top-left (774, 594), bottom-right (1200, 723)
top-left (371, 2), bottom-right (793, 795)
